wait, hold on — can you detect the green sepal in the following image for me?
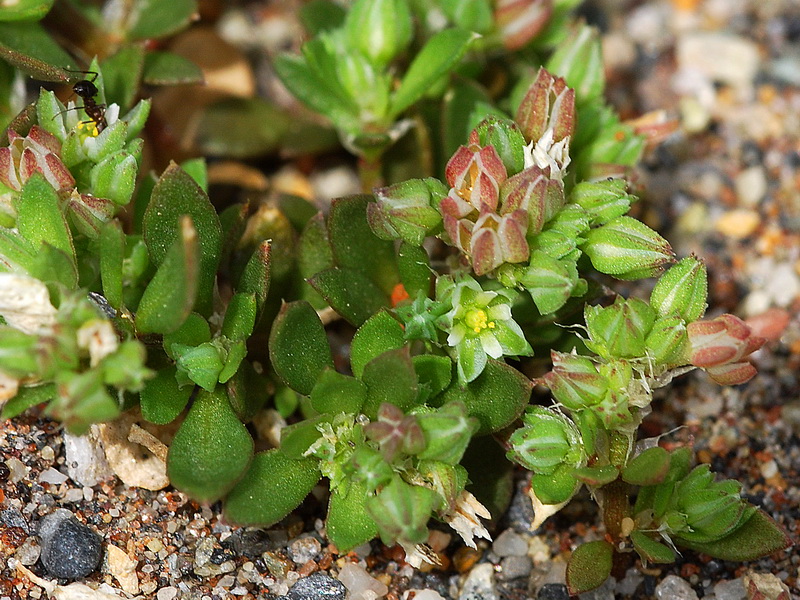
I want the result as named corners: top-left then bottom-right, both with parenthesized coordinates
top-left (630, 530), bottom-right (676, 564)
top-left (650, 256), bottom-right (708, 322)
top-left (269, 300), bottom-right (334, 396)
top-left (622, 446), bottom-right (671, 486)
top-left (471, 116), bottom-right (526, 176)
top-left (361, 347), bottom-right (419, 420)
top-left (143, 162), bottom-right (222, 316)
top-left (47, 371), bottom-right (119, 435)
top-left (532, 464), bottom-right (581, 505)
top-left (326, 480), bottom-right (378, 552)
top-left (546, 24), bottom-right (604, 105)
top-left (566, 540), bottom-right (613, 596)
top-left (167, 386), bottom-right (253, 502)
top-left (350, 309), bottom-right (405, 379)
top-left (139, 366), bottom-right (193, 425)
top-left (582, 216), bottom-right (674, 280)
top-left (135, 217), bottom-right (199, 334)
top-left (439, 358), bottom-right (531, 435)
top-left (224, 449), bottom-right (321, 526)
top-left (218, 339), bottom-right (247, 384)
top-left (90, 152), bottom-right (137, 205)
top-left (365, 475), bottom-right (438, 545)
top-left (310, 368), bottom-right (367, 415)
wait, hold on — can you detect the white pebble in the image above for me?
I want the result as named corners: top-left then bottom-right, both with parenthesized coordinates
top-left (713, 578), bottom-right (746, 600)
top-left (156, 586), bottom-right (178, 600)
top-left (735, 167), bottom-right (767, 207)
top-left (39, 467), bottom-right (68, 485)
top-left (656, 575), bottom-right (699, 600)
top-left (677, 33), bottom-right (760, 88)
top-left (338, 562), bottom-right (388, 599)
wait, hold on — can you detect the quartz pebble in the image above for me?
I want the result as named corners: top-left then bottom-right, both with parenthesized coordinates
top-left (156, 586), bottom-right (178, 600)
top-left (106, 544), bottom-right (139, 594)
top-left (338, 562), bottom-right (388, 599)
top-left (459, 563), bottom-right (498, 600)
top-left (498, 555), bottom-right (532, 580)
top-left (288, 535), bottom-right (321, 564)
top-left (676, 33), bottom-right (760, 88)
top-left (39, 467), bottom-right (68, 485)
top-left (38, 509), bottom-right (103, 580)
top-left (713, 578), bottom-right (746, 600)
top-left (287, 572), bottom-right (347, 600)
top-left (578, 577), bottom-right (615, 600)
top-left (655, 575), bottom-right (699, 600)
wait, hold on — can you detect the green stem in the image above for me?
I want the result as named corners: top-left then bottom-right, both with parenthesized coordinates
top-left (358, 155), bottom-right (384, 193)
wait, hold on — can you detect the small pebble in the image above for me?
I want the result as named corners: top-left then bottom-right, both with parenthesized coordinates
top-left (655, 575), bottom-right (699, 600)
top-left (459, 563), bottom-right (498, 600)
top-left (40, 446), bottom-right (55, 461)
top-left (14, 537), bottom-right (41, 565)
top-left (1, 507), bottom-right (30, 532)
top-left (338, 562), bottom-right (388, 599)
top-left (288, 535), bottom-right (321, 564)
top-left (407, 592), bottom-right (446, 600)
top-left (39, 467), bottom-right (68, 485)
top-left (715, 209), bottom-right (760, 239)
top-left (157, 586), bottom-right (178, 600)
top-left (6, 457), bottom-right (28, 483)
top-left (579, 577), bottom-right (615, 600)
top-left (537, 583), bottom-right (570, 600)
top-left (498, 555), bottom-right (532, 580)
top-left (38, 509), bottom-right (103, 580)
top-left (734, 166), bottom-right (767, 207)
top-left (713, 578), bottom-right (746, 600)
top-left (492, 529), bottom-right (528, 557)
top-left (287, 572), bottom-right (347, 600)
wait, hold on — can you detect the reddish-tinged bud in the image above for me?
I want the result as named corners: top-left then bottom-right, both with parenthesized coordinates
top-left (445, 144), bottom-right (507, 214)
top-left (687, 314), bottom-right (765, 385)
top-left (495, 0), bottom-right (553, 51)
top-left (0, 126), bottom-right (74, 193)
top-left (470, 210), bottom-right (529, 276)
top-left (515, 67), bottom-right (575, 144)
top-left (687, 314), bottom-right (764, 368)
top-left (500, 165), bottom-right (565, 234)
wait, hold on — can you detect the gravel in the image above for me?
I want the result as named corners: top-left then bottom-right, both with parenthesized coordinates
top-left (37, 509), bottom-right (103, 580)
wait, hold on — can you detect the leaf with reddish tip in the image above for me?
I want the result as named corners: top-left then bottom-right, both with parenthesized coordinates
top-left (630, 531), bottom-right (676, 564)
top-left (622, 446), bottom-right (671, 486)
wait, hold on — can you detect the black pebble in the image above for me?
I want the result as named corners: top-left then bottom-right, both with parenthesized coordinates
top-left (38, 510), bottom-right (103, 580)
top-left (287, 573), bottom-right (347, 600)
top-left (537, 583), bottom-right (570, 600)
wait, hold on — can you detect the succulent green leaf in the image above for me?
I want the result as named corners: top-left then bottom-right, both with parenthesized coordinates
top-left (1, 383), bottom-right (56, 419)
top-left (309, 267), bottom-right (388, 326)
top-left (361, 347), bottom-right (419, 420)
top-left (218, 339), bottom-right (247, 384)
top-left (675, 509), bottom-right (792, 561)
top-left (350, 310), bottom-right (405, 379)
top-left (99, 221), bottom-right (125, 310)
top-left (174, 342), bottom-right (224, 391)
top-left (329, 195), bottom-right (399, 296)
top-left (140, 367), bottom-right (193, 425)
top-left (16, 174), bottom-right (74, 264)
top-left (412, 354), bottom-right (453, 403)
top-left (128, 0), bottom-right (198, 40)
top-left (300, 0), bottom-right (346, 35)
top-left (224, 449), bottom-right (320, 526)
top-left (311, 368), bottom-right (367, 415)
top-left (195, 98), bottom-right (291, 158)
top-left (269, 300), bottom-right (334, 396)
top-left (389, 28), bottom-right (477, 117)
top-left (162, 312), bottom-right (211, 359)
top-left (222, 293), bottom-right (257, 341)
top-left (439, 358), bottom-right (531, 435)
top-left (273, 53), bottom-right (359, 132)
top-left (136, 217), bottom-right (199, 334)
top-left (397, 243), bottom-right (432, 299)
top-left (583, 216), bottom-right (674, 280)
top-left (100, 45), bottom-right (145, 110)
top-left (630, 530), bottom-right (676, 564)
top-left (0, 226), bottom-right (36, 273)
top-left (143, 51), bottom-right (203, 85)
top-left (531, 465), bottom-right (580, 504)
top-left (417, 401), bottom-right (478, 464)
top-left (143, 162), bottom-right (222, 316)
top-left (622, 446), bottom-right (671, 486)
top-left (344, 0), bottom-right (412, 68)
top-left (0, 0), bottom-right (54, 22)
top-left (28, 243), bottom-right (77, 289)
top-left (573, 465), bottom-right (618, 486)
top-left (0, 22), bottom-right (75, 81)
top-left (566, 540), bottom-right (614, 596)
top-left (280, 414), bottom-right (330, 460)
top-left (167, 386), bottom-right (253, 502)
top-left (326, 480), bottom-right (378, 552)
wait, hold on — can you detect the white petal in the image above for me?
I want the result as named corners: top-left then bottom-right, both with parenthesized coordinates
top-left (77, 320), bottom-right (119, 367)
top-left (0, 274), bottom-right (57, 334)
top-left (480, 330), bottom-right (503, 359)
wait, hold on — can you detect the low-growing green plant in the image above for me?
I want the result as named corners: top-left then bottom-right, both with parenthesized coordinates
top-left (0, 0), bottom-right (791, 594)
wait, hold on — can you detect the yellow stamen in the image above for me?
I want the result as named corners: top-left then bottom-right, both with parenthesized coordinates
top-left (465, 308), bottom-right (489, 333)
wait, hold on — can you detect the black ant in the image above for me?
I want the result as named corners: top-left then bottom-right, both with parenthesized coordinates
top-left (56, 70), bottom-right (107, 133)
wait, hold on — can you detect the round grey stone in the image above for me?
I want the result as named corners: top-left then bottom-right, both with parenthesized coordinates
top-left (287, 573), bottom-right (347, 600)
top-left (38, 510), bottom-right (103, 580)
top-left (537, 583), bottom-right (570, 600)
